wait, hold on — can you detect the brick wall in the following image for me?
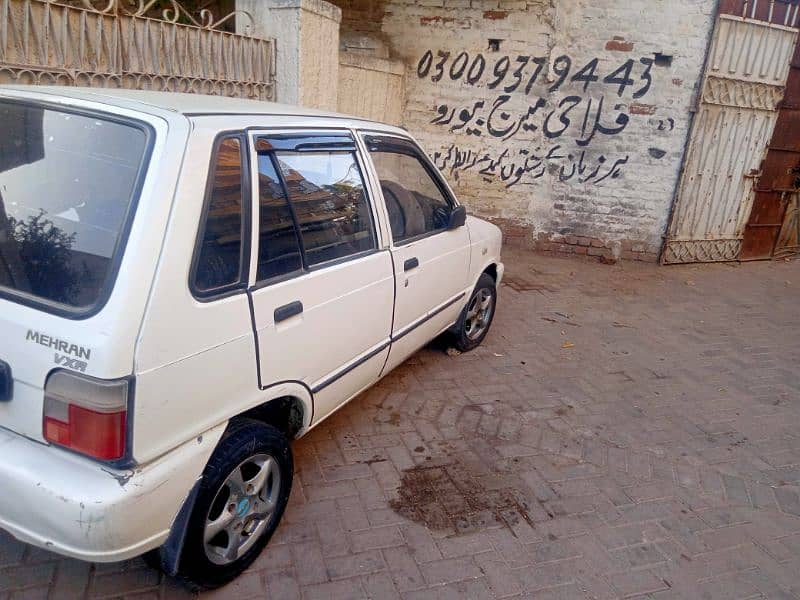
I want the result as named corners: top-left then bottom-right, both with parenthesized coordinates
top-left (328, 0), bottom-right (386, 38)
top-left (332, 0), bottom-right (718, 258)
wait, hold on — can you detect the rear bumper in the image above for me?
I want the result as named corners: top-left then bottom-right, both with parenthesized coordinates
top-left (0, 423), bottom-right (224, 563)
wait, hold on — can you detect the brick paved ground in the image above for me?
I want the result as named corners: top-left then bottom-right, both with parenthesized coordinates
top-left (2, 249), bottom-right (800, 599)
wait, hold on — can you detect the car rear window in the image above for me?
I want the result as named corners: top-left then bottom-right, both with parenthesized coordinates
top-left (0, 100), bottom-right (150, 315)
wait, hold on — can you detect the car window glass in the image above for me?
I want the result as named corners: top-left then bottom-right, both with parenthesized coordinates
top-left (368, 150), bottom-right (452, 243)
top-left (0, 102), bottom-right (147, 311)
top-left (276, 152), bottom-right (375, 266)
top-left (193, 137), bottom-right (244, 294)
top-left (256, 155), bottom-right (303, 281)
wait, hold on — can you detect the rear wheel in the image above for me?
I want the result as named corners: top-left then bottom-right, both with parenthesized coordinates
top-left (172, 420), bottom-right (292, 590)
top-left (450, 273), bottom-right (497, 352)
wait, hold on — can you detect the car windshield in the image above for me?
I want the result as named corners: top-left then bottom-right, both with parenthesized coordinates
top-left (0, 100), bottom-right (148, 313)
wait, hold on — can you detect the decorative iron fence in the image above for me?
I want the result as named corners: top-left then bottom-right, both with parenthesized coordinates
top-left (0, 0), bottom-right (276, 100)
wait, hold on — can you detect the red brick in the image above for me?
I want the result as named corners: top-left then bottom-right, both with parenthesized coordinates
top-left (606, 38), bottom-right (634, 52)
top-left (506, 227), bottom-right (529, 238)
top-left (630, 103), bottom-right (657, 115)
top-left (420, 557), bottom-right (482, 585)
top-left (420, 16), bottom-right (450, 26)
top-left (419, 15), bottom-right (469, 28)
top-left (483, 10), bottom-right (508, 20)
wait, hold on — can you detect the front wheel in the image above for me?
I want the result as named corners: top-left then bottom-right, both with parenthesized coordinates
top-left (172, 420), bottom-right (292, 590)
top-left (450, 273), bottom-right (497, 352)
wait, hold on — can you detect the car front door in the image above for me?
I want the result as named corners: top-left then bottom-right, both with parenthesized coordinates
top-left (361, 134), bottom-right (471, 373)
top-left (246, 131), bottom-right (394, 424)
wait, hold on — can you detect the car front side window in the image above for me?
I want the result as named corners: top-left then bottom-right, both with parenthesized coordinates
top-left (367, 143), bottom-right (454, 244)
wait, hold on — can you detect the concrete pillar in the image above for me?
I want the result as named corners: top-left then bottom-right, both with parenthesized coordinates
top-left (236, 0), bottom-right (341, 111)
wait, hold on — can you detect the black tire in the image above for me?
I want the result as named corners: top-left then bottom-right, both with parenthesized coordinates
top-left (172, 419), bottom-right (293, 590)
top-left (450, 273), bottom-right (497, 352)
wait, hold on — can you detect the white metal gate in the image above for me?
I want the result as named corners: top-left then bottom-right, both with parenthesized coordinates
top-left (663, 11), bottom-right (798, 263)
top-left (0, 0), bottom-right (276, 100)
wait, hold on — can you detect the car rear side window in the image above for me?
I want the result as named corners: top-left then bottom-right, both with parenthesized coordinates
top-left (193, 136), bottom-right (247, 296)
top-left (256, 155), bottom-right (303, 281)
top-left (254, 133), bottom-right (377, 284)
top-left (0, 101), bottom-right (150, 315)
top-left (276, 152), bottom-right (375, 266)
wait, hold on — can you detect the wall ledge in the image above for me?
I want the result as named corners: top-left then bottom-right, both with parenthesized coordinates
top-left (271, 0), bottom-right (342, 23)
top-left (339, 52), bottom-right (405, 76)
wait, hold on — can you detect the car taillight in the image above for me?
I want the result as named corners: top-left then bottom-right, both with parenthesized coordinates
top-left (43, 371), bottom-right (130, 461)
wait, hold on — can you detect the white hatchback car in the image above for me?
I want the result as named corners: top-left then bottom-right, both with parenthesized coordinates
top-left (0, 86), bottom-right (503, 588)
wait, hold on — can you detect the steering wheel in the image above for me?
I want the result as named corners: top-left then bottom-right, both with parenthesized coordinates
top-left (380, 184), bottom-right (407, 239)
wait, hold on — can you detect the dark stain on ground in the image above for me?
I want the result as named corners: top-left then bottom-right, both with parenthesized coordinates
top-left (389, 460), bottom-right (535, 536)
top-left (503, 275), bottom-right (557, 294)
top-left (374, 411), bottom-right (403, 426)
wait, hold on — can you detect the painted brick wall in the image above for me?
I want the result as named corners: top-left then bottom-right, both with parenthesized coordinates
top-left (337, 0), bottom-right (718, 259)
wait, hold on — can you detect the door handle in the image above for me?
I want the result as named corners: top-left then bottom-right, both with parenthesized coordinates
top-left (404, 257), bottom-right (419, 272)
top-left (0, 360), bottom-right (12, 402)
top-left (274, 301), bottom-right (303, 323)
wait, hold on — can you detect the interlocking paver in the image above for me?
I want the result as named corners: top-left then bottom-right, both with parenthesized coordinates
top-left (2, 249), bottom-right (800, 598)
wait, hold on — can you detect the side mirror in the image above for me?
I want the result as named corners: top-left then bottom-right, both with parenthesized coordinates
top-left (447, 205), bottom-right (467, 230)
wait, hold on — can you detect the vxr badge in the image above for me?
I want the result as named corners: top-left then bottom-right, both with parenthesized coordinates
top-left (55, 353), bottom-right (88, 373)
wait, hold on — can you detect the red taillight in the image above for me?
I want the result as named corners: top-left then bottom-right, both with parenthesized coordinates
top-left (45, 405), bottom-right (127, 460)
top-left (43, 371), bottom-right (130, 461)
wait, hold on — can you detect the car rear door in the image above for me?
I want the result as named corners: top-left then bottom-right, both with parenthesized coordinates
top-left (246, 131), bottom-right (394, 425)
top-left (360, 134), bottom-right (471, 373)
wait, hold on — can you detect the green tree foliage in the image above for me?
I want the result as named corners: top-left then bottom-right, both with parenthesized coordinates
top-left (8, 211), bottom-right (81, 305)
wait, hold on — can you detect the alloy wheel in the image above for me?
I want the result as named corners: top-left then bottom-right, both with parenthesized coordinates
top-left (203, 453), bottom-right (281, 565)
top-left (465, 287), bottom-right (494, 340)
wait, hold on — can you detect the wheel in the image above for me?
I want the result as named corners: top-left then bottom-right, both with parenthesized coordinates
top-left (172, 419), bottom-right (292, 590)
top-left (450, 273), bottom-right (497, 352)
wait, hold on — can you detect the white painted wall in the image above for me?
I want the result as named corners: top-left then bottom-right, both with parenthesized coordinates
top-left (368, 0), bottom-right (718, 258)
top-left (338, 53), bottom-right (405, 125)
top-left (237, 0), bottom-right (341, 110)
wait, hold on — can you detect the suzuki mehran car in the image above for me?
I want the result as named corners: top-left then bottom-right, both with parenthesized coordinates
top-left (0, 86), bottom-right (503, 589)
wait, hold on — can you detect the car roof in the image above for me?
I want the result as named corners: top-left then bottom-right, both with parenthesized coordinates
top-left (0, 86), bottom-right (407, 133)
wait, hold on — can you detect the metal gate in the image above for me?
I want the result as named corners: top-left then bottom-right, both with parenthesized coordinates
top-left (742, 10), bottom-right (800, 258)
top-left (0, 0), bottom-right (276, 100)
top-left (663, 2), bottom-right (799, 264)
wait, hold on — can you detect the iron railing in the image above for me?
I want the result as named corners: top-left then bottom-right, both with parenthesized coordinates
top-left (0, 0), bottom-right (276, 100)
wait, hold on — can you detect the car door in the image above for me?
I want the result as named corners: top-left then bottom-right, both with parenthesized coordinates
top-left (246, 131), bottom-right (394, 424)
top-left (361, 134), bottom-right (471, 373)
